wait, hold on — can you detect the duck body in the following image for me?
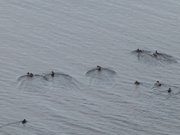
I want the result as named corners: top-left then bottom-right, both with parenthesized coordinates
top-left (134, 81), bottom-right (140, 85)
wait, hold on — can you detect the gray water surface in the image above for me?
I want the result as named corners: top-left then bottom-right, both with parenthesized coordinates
top-left (0, 0), bottom-right (180, 134)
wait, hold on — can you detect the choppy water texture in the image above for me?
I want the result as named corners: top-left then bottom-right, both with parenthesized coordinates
top-left (0, 0), bottom-right (180, 134)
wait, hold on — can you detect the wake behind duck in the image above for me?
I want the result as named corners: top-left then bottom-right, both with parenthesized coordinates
top-left (86, 66), bottom-right (117, 86)
top-left (86, 65), bottom-right (116, 76)
top-left (132, 49), bottom-right (178, 64)
top-left (131, 48), bottom-right (151, 54)
top-left (43, 71), bottom-right (80, 89)
top-left (44, 71), bottom-right (74, 80)
top-left (150, 50), bottom-right (178, 63)
top-left (17, 72), bottom-right (48, 82)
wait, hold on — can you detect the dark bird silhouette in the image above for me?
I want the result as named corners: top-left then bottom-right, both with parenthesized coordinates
top-left (18, 72), bottom-right (48, 81)
top-left (134, 81), bottom-right (140, 85)
top-left (44, 71), bottom-right (73, 80)
top-left (96, 65), bottom-right (102, 71)
top-left (21, 119), bottom-right (27, 125)
top-left (154, 81), bottom-right (162, 87)
top-left (168, 88), bottom-right (172, 93)
top-left (51, 71), bottom-right (55, 77)
top-left (86, 66), bottom-right (116, 76)
top-left (0, 119), bottom-right (28, 129)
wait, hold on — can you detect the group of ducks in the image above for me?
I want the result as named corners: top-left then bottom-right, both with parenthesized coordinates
top-left (133, 48), bottom-right (178, 94)
top-left (22, 65), bottom-right (174, 94)
top-left (25, 71), bottom-right (55, 78)
top-left (19, 65), bottom-right (110, 81)
top-left (12, 49), bottom-right (177, 130)
top-left (133, 48), bottom-right (177, 63)
top-left (24, 66), bottom-right (102, 79)
top-left (135, 48), bottom-right (160, 55)
top-left (134, 79), bottom-right (172, 93)
top-left (18, 71), bottom-right (57, 81)
top-left (19, 51), bottom-right (177, 94)
top-left (136, 49), bottom-right (159, 57)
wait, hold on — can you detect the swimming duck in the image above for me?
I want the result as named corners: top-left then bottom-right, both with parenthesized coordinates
top-left (21, 119), bottom-right (27, 125)
top-left (134, 81), bottom-right (140, 85)
top-left (153, 53), bottom-right (158, 57)
top-left (29, 73), bottom-right (33, 77)
top-left (152, 50), bottom-right (160, 57)
top-left (97, 65), bottom-right (102, 71)
top-left (27, 72), bottom-right (33, 77)
top-left (155, 50), bottom-right (158, 54)
top-left (155, 81), bottom-right (161, 87)
top-left (51, 71), bottom-right (55, 77)
top-left (168, 88), bottom-right (172, 93)
top-left (136, 48), bottom-right (143, 53)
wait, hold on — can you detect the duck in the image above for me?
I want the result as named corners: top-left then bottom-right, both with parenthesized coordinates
top-left (168, 88), bottom-right (172, 93)
top-left (155, 81), bottom-right (161, 87)
top-left (21, 119), bottom-right (27, 125)
top-left (51, 71), bottom-right (55, 77)
top-left (134, 81), bottom-right (140, 85)
top-left (136, 48), bottom-right (143, 53)
top-left (96, 65), bottom-right (102, 71)
top-left (27, 72), bottom-right (33, 77)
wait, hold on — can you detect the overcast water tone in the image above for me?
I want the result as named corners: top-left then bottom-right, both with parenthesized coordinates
top-left (0, 0), bottom-right (180, 134)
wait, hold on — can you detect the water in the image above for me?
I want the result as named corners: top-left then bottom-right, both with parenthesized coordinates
top-left (0, 0), bottom-right (180, 134)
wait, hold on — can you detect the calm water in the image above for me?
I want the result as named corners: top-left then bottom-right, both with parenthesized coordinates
top-left (0, 0), bottom-right (180, 134)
